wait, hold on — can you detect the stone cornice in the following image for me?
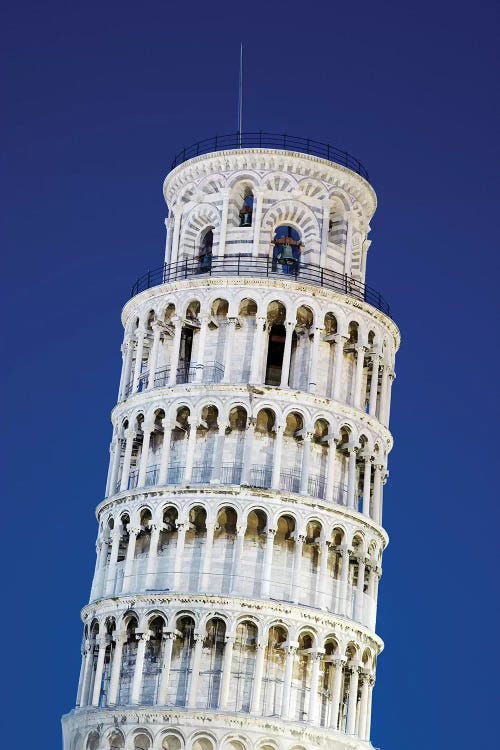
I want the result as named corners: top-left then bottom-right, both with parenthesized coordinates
top-left (110, 381), bottom-right (393, 451)
top-left (63, 706), bottom-right (370, 749)
top-left (94, 484), bottom-right (389, 548)
top-left (80, 591), bottom-right (384, 650)
top-left (162, 148), bottom-right (377, 218)
top-left (121, 275), bottom-right (400, 347)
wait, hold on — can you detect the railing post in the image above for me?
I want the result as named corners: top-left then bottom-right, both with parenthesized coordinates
top-left (237, 254), bottom-right (240, 275)
top-left (345, 274), bottom-right (348, 293)
top-left (184, 259), bottom-right (188, 280)
top-left (147, 269), bottom-right (150, 288)
top-left (321, 268), bottom-right (324, 287)
top-left (215, 134), bottom-right (218, 149)
top-left (259, 130), bottom-right (262, 147)
top-left (283, 133), bottom-right (287, 149)
top-left (266, 256), bottom-right (269, 276)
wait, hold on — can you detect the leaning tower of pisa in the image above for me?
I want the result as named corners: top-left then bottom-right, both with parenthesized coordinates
top-left (62, 133), bottom-right (399, 750)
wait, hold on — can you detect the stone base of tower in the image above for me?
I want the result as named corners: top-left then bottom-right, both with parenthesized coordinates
top-left (62, 707), bottom-right (376, 750)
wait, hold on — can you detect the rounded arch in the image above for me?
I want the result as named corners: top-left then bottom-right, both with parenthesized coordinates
top-left (262, 199), bottom-right (319, 245)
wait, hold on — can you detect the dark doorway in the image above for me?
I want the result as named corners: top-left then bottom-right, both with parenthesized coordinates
top-left (265, 324), bottom-right (286, 385)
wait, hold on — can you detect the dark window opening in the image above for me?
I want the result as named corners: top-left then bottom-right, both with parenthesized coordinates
top-left (179, 328), bottom-right (193, 378)
top-left (198, 229), bottom-right (213, 270)
top-left (265, 324), bottom-right (286, 386)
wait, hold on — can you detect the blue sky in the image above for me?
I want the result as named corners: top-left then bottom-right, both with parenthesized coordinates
top-left (1, 1), bottom-right (499, 747)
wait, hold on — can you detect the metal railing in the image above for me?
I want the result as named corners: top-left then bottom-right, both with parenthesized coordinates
top-left (124, 361), bottom-right (224, 397)
top-left (131, 254), bottom-right (391, 317)
top-left (116, 462), bottom-right (352, 506)
top-left (170, 131), bottom-right (369, 179)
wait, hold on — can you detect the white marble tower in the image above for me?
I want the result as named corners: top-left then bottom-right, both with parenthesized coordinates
top-left (62, 134), bottom-right (400, 750)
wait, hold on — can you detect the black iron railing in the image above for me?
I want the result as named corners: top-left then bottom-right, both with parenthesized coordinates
top-left (131, 254), bottom-right (391, 317)
top-left (170, 132), bottom-right (369, 179)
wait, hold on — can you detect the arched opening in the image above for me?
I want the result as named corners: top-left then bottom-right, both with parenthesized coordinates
top-left (261, 625), bottom-right (287, 716)
top-left (229, 620), bottom-right (258, 712)
top-left (199, 618), bottom-right (226, 709)
top-left (185, 505), bottom-right (207, 589)
top-left (156, 506), bottom-right (179, 588)
top-left (223, 406), bottom-right (247, 484)
top-left (170, 615), bottom-right (195, 706)
top-left (132, 732), bottom-right (152, 750)
top-left (108, 731), bottom-right (124, 750)
top-left (265, 301), bottom-right (286, 386)
top-left (141, 616), bottom-right (166, 705)
top-left (169, 406), bottom-right (190, 483)
top-left (160, 735), bottom-right (182, 750)
top-left (289, 306), bottom-right (313, 390)
top-left (239, 186), bottom-right (254, 227)
top-left (194, 405), bottom-right (219, 482)
top-left (214, 506), bottom-right (238, 593)
top-left (251, 408), bottom-right (276, 487)
top-left (242, 509), bottom-right (267, 596)
top-left (117, 616), bottom-right (138, 704)
top-left (290, 632), bottom-right (313, 721)
top-left (272, 225), bottom-right (302, 273)
top-left (237, 298), bottom-right (257, 382)
top-left (85, 731), bottom-right (100, 750)
top-left (198, 227), bottom-right (214, 270)
top-left (281, 411), bottom-right (304, 493)
top-left (178, 301), bottom-right (200, 383)
top-left (270, 515), bottom-right (296, 600)
top-left (310, 419), bottom-right (329, 499)
top-left (100, 617), bottom-right (116, 706)
top-left (322, 639), bottom-right (339, 726)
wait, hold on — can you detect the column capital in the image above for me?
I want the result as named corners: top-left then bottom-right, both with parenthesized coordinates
top-left (124, 428), bottom-right (136, 440)
top-left (265, 527), bottom-right (277, 537)
top-left (165, 216), bottom-right (175, 229)
top-left (127, 525), bottom-right (141, 537)
top-left (293, 533), bottom-right (306, 544)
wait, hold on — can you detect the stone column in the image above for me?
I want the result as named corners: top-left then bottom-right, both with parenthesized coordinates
top-left (173, 522), bottom-right (187, 589)
top-left (132, 327), bottom-right (146, 393)
top-left (168, 317), bottom-right (183, 386)
top-left (157, 632), bottom-right (176, 705)
top-left (325, 436), bottom-right (338, 503)
top-left (320, 199), bottom-right (330, 267)
top-left (217, 188), bottom-right (230, 256)
top-left (365, 676), bottom-right (375, 740)
top-left (315, 540), bottom-right (329, 609)
top-left (164, 216), bottom-right (174, 265)
top-left (119, 428), bottom-right (135, 492)
top-left (261, 528), bottom-right (276, 597)
top-left (344, 211), bottom-right (353, 276)
top-left (122, 526), bottom-right (139, 594)
top-left (300, 432), bottom-right (312, 495)
top-left (131, 632), bottom-right (148, 704)
top-left (372, 464), bottom-right (383, 523)
top-left (339, 546), bottom-right (350, 616)
top-left (145, 523), bottom-right (161, 589)
top-left (352, 344), bottom-right (366, 409)
top-left (250, 315), bottom-right (267, 383)
top-left (194, 315), bottom-right (209, 382)
top-left (291, 534), bottom-right (305, 603)
top-left (362, 455), bottom-right (372, 516)
top-left (184, 416), bottom-right (198, 484)
top-left (187, 633), bottom-right (204, 708)
top-left (358, 672), bottom-right (370, 738)
top-left (251, 189), bottom-right (264, 257)
top-left (109, 437), bottom-right (122, 496)
top-left (280, 319), bottom-right (296, 388)
top-left (230, 525), bottom-right (246, 594)
top-left (219, 635), bottom-right (235, 709)
top-left (250, 640), bottom-right (266, 713)
top-left (271, 424), bottom-right (284, 490)
top-left (147, 322), bottom-right (162, 389)
top-left (76, 641), bottom-right (92, 706)
top-left (200, 521), bottom-right (216, 590)
top-left (332, 334), bottom-right (346, 401)
top-left (158, 419), bottom-right (173, 484)
top-left (378, 364), bottom-right (390, 424)
top-left (346, 446), bottom-right (358, 509)
top-left (280, 644), bottom-right (298, 719)
top-left (211, 421), bottom-right (228, 484)
top-left (329, 658), bottom-right (346, 729)
top-left (308, 326), bottom-right (323, 393)
top-left (346, 665), bottom-right (360, 734)
top-left (137, 422), bottom-right (154, 487)
top-left (308, 650), bottom-right (323, 724)
top-left (355, 557), bottom-right (366, 621)
top-left (118, 338), bottom-right (133, 401)
top-left (222, 317), bottom-right (237, 383)
top-left (368, 354), bottom-right (380, 416)
top-left (91, 636), bottom-right (108, 706)
top-left (107, 635), bottom-right (125, 706)
top-left (240, 418), bottom-right (255, 485)
top-left (105, 526), bottom-right (121, 596)
top-left (170, 207), bottom-right (182, 266)
top-left (385, 371), bottom-right (395, 425)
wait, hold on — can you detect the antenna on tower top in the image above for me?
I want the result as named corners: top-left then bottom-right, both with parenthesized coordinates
top-left (238, 43), bottom-right (243, 147)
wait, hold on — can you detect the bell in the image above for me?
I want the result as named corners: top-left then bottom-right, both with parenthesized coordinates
top-left (277, 243), bottom-right (295, 265)
top-left (240, 211), bottom-right (252, 227)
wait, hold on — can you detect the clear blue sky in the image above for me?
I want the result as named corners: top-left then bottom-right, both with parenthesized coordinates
top-left (1, 1), bottom-right (499, 747)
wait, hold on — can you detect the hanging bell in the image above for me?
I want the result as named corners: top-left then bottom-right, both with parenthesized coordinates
top-left (240, 210), bottom-right (252, 227)
top-left (277, 243), bottom-right (295, 265)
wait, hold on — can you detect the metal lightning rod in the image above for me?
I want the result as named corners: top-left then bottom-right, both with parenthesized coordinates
top-left (238, 43), bottom-right (243, 147)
